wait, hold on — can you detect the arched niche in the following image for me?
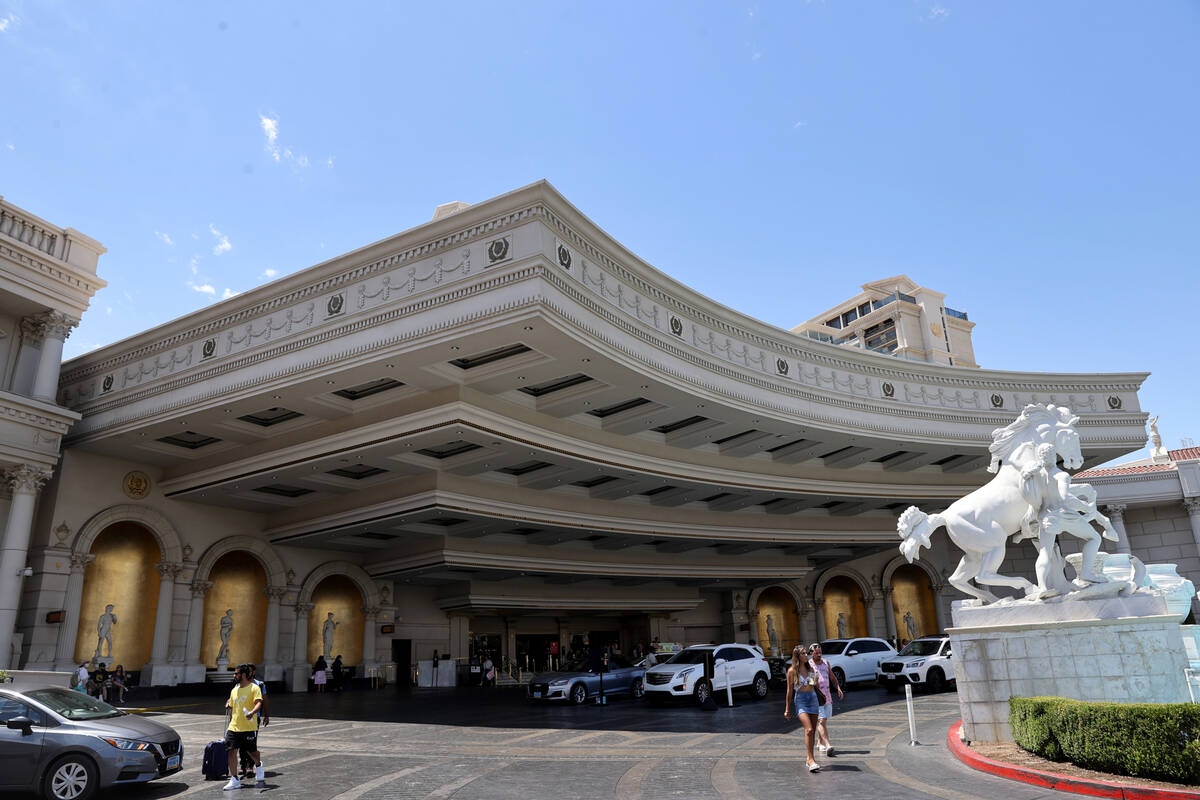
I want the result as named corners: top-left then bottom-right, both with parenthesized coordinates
top-left (820, 575), bottom-right (868, 640)
top-left (890, 563), bottom-right (939, 642)
top-left (74, 522), bottom-right (160, 666)
top-left (753, 586), bottom-right (801, 658)
top-left (200, 552), bottom-right (268, 667)
top-left (72, 504), bottom-right (183, 564)
top-left (195, 536), bottom-right (289, 588)
top-left (307, 575), bottom-right (364, 666)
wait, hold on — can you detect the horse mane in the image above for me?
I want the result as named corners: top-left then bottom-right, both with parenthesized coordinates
top-left (987, 404), bottom-right (1062, 473)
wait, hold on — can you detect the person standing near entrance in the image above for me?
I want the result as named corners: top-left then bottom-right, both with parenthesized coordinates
top-left (223, 664), bottom-right (264, 791)
top-left (808, 643), bottom-right (843, 754)
top-left (332, 655), bottom-right (344, 693)
top-left (481, 653), bottom-right (494, 687)
top-left (239, 664), bottom-right (270, 780)
top-left (784, 645), bottom-right (821, 773)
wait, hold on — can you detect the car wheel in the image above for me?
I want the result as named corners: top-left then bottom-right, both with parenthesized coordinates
top-left (694, 679), bottom-right (712, 705)
top-left (569, 683), bottom-right (588, 704)
top-left (832, 667), bottom-right (846, 689)
top-left (750, 673), bottom-right (769, 700)
top-left (631, 678), bottom-right (644, 699)
top-left (43, 754), bottom-right (97, 800)
top-left (926, 668), bottom-right (945, 693)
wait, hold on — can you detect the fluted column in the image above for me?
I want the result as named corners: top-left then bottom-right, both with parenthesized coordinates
top-left (262, 586), bottom-right (286, 665)
top-left (147, 562), bottom-right (182, 666)
top-left (931, 583), bottom-right (948, 633)
top-left (184, 581), bottom-right (212, 664)
top-left (53, 553), bottom-right (94, 670)
top-left (864, 591), bottom-right (880, 637)
top-left (29, 312), bottom-right (78, 402)
top-left (1105, 503), bottom-right (1131, 554)
top-left (881, 586), bottom-right (897, 641)
top-left (1183, 499), bottom-right (1200, 558)
top-left (293, 603), bottom-right (313, 664)
top-left (0, 464), bottom-right (52, 669)
top-left (361, 606), bottom-right (380, 666)
top-left (813, 597), bottom-right (827, 640)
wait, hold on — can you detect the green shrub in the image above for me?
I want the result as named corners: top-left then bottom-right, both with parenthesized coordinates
top-left (1010, 696), bottom-right (1200, 785)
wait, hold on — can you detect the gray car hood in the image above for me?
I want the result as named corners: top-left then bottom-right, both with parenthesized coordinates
top-left (65, 712), bottom-right (178, 742)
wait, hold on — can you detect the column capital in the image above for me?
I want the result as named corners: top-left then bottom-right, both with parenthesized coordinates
top-left (295, 602), bottom-right (315, 618)
top-left (1184, 498), bottom-right (1200, 516)
top-left (362, 605), bottom-right (382, 620)
top-left (4, 464), bottom-right (52, 494)
top-left (264, 585), bottom-right (288, 601)
top-left (20, 311), bottom-right (78, 344)
top-left (69, 553), bottom-right (95, 574)
top-left (881, 585), bottom-right (895, 597)
top-left (190, 580), bottom-right (213, 598)
top-left (155, 561), bottom-right (184, 580)
top-left (863, 593), bottom-right (877, 608)
top-left (812, 596), bottom-right (825, 609)
top-left (1105, 503), bottom-right (1128, 517)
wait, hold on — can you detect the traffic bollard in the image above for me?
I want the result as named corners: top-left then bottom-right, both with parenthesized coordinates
top-left (905, 683), bottom-right (919, 745)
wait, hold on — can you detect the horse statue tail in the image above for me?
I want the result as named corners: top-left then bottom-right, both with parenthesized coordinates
top-left (897, 506), bottom-right (944, 563)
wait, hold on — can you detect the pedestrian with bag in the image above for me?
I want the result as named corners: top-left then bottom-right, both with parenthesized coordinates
top-left (223, 663), bottom-right (265, 790)
top-left (313, 655), bottom-right (328, 693)
top-left (784, 644), bottom-right (822, 773)
top-left (808, 642), bottom-right (843, 754)
top-left (238, 664), bottom-right (270, 780)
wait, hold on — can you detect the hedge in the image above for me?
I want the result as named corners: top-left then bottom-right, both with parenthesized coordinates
top-left (1010, 696), bottom-right (1200, 785)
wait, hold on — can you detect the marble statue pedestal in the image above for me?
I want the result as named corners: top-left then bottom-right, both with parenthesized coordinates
top-left (287, 663), bottom-right (311, 693)
top-left (140, 662), bottom-right (185, 686)
top-left (948, 593), bottom-right (1191, 743)
top-left (181, 663), bottom-right (207, 684)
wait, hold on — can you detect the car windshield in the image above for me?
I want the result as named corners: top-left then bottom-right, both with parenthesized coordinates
top-left (561, 659), bottom-right (591, 673)
top-left (665, 648), bottom-right (711, 665)
top-left (898, 640), bottom-right (943, 657)
top-left (819, 641), bottom-right (847, 655)
top-left (26, 688), bottom-right (124, 720)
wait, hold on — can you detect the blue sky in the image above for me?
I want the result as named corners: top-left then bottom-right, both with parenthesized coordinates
top-left (2, 1), bottom-right (1197, 464)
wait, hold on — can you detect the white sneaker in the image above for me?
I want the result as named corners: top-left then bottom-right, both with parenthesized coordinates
top-left (254, 764), bottom-right (265, 787)
top-left (223, 777), bottom-right (241, 791)
top-left (816, 744), bottom-right (827, 752)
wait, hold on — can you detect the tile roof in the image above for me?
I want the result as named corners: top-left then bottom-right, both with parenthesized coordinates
top-left (1168, 446), bottom-right (1200, 461)
top-left (1074, 463), bottom-right (1176, 478)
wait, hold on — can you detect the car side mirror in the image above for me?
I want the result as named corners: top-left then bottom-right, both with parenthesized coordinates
top-left (714, 658), bottom-right (726, 667)
top-left (846, 650), bottom-right (858, 657)
top-left (6, 716), bottom-right (33, 736)
top-left (945, 650), bottom-right (953, 657)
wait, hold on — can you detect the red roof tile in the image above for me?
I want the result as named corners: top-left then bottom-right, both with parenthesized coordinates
top-left (1074, 463), bottom-right (1176, 478)
top-left (1168, 446), bottom-right (1200, 462)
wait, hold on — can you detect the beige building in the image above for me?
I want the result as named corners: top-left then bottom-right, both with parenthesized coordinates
top-left (792, 275), bottom-right (978, 367)
top-left (1, 182), bottom-right (1149, 690)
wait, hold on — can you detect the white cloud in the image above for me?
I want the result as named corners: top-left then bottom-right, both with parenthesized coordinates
top-left (4, 143), bottom-right (13, 151)
top-left (0, 13), bottom-right (18, 33)
top-left (793, 120), bottom-right (808, 129)
top-left (259, 113), bottom-right (315, 169)
top-left (262, 268), bottom-right (278, 279)
top-left (155, 230), bottom-right (174, 246)
top-left (222, 288), bottom-right (239, 299)
top-left (326, 156), bottom-right (335, 168)
top-left (105, 306), bottom-right (112, 315)
top-left (187, 281), bottom-right (216, 295)
top-left (928, 4), bottom-right (949, 20)
top-left (209, 224), bottom-right (231, 255)
top-left (189, 255), bottom-right (201, 275)
top-left (260, 114), bottom-right (280, 161)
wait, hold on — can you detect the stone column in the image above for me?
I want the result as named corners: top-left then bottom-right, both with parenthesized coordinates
top-left (864, 591), bottom-right (880, 637)
top-left (0, 464), bottom-right (52, 669)
top-left (881, 586), bottom-right (897, 641)
top-left (147, 563), bottom-right (181, 665)
top-left (29, 312), bottom-right (78, 403)
top-left (262, 586), bottom-right (286, 667)
top-left (361, 606), bottom-right (380, 667)
top-left (53, 553), bottom-right (94, 670)
top-left (931, 583), bottom-right (948, 634)
top-left (813, 597), bottom-right (827, 640)
top-left (288, 603), bottom-right (313, 693)
top-left (1183, 499), bottom-right (1200, 557)
top-left (1105, 503), bottom-right (1131, 554)
top-left (182, 581), bottom-right (211, 683)
top-left (797, 599), bottom-right (813, 646)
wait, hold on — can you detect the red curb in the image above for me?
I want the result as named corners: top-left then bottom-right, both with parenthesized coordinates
top-left (946, 720), bottom-right (1200, 800)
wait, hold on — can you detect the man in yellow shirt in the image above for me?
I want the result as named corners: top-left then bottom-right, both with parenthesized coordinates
top-left (223, 664), bottom-right (264, 790)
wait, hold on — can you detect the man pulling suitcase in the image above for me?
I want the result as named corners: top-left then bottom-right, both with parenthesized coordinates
top-left (223, 663), bottom-right (265, 790)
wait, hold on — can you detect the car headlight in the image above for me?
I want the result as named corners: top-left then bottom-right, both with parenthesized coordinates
top-left (678, 666), bottom-right (698, 679)
top-left (908, 660), bottom-right (925, 669)
top-left (101, 737), bottom-right (151, 751)
top-left (549, 679), bottom-right (569, 686)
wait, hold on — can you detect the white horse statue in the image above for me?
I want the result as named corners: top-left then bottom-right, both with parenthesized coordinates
top-left (897, 404), bottom-right (1111, 604)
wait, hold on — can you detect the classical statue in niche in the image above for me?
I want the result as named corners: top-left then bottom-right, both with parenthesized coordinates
top-left (836, 612), bottom-right (848, 639)
top-left (95, 604), bottom-right (117, 659)
top-left (217, 609), bottom-right (234, 662)
top-left (897, 403), bottom-right (1145, 607)
top-left (765, 614), bottom-right (780, 656)
top-left (322, 612), bottom-right (339, 659)
top-left (903, 610), bottom-right (918, 642)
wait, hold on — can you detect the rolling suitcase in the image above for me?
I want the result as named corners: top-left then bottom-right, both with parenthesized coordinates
top-left (202, 739), bottom-right (228, 779)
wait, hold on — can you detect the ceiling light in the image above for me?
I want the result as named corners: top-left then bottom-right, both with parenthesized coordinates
top-left (450, 345), bottom-right (460, 351)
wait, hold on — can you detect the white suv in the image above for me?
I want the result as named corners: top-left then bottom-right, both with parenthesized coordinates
top-left (643, 644), bottom-right (771, 705)
top-left (875, 635), bottom-right (954, 692)
top-left (818, 637), bottom-right (896, 687)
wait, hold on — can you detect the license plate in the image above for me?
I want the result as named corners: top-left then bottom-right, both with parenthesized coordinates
top-left (884, 676), bottom-right (895, 681)
top-left (166, 755), bottom-right (181, 770)
top-left (533, 691), bottom-right (542, 698)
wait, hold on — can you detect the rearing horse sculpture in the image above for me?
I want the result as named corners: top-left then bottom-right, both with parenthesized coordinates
top-left (896, 404), bottom-right (1091, 604)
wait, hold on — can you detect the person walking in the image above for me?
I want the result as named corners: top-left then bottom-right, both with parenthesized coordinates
top-left (481, 654), bottom-right (494, 687)
top-left (784, 645), bottom-right (821, 773)
top-left (223, 664), bottom-right (265, 791)
top-left (808, 643), bottom-right (843, 754)
top-left (239, 664), bottom-right (270, 780)
top-left (73, 663), bottom-right (89, 693)
top-left (313, 655), bottom-right (328, 693)
top-left (331, 655), bottom-right (344, 693)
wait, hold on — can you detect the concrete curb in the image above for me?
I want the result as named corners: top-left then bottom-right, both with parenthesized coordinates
top-left (947, 720), bottom-right (1200, 800)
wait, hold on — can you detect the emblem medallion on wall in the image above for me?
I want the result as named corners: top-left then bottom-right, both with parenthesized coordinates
top-left (123, 471), bottom-right (152, 500)
top-left (930, 322), bottom-right (943, 338)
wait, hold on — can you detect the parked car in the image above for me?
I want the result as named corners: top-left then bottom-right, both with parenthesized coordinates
top-left (876, 635), bottom-right (954, 692)
top-left (643, 643), bottom-right (771, 705)
top-left (0, 684), bottom-right (183, 800)
top-left (818, 637), bottom-right (897, 686)
top-left (526, 654), bottom-right (645, 704)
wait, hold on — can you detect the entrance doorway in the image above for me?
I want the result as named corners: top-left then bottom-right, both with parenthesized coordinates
top-left (391, 639), bottom-right (412, 687)
top-left (515, 634), bottom-right (559, 673)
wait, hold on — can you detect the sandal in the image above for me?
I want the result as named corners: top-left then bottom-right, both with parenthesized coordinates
top-left (808, 762), bottom-right (821, 773)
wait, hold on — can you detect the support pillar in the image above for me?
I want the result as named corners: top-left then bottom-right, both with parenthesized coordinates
top-left (0, 464), bottom-right (52, 669)
top-left (141, 563), bottom-right (182, 685)
top-left (797, 599), bottom-right (813, 646)
top-left (288, 603), bottom-right (313, 692)
top-left (881, 586), bottom-right (897, 642)
top-left (932, 584), bottom-right (948, 634)
top-left (261, 586), bottom-right (286, 681)
top-left (864, 591), bottom-right (880, 638)
top-left (1105, 503), bottom-right (1131, 555)
top-left (53, 553), bottom-right (94, 671)
top-left (182, 581), bottom-right (211, 683)
top-left (361, 605), bottom-right (380, 667)
top-left (30, 313), bottom-right (77, 402)
top-left (813, 597), bottom-right (827, 640)
top-left (1183, 499), bottom-right (1200, 561)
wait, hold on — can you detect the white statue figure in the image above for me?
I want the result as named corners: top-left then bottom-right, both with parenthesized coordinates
top-left (322, 612), bottom-right (339, 659)
top-left (95, 604), bottom-right (117, 659)
top-left (897, 404), bottom-right (1085, 604)
top-left (1148, 415), bottom-right (1162, 449)
top-left (765, 614), bottom-right (781, 656)
top-left (217, 609), bottom-right (234, 662)
top-left (903, 610), bottom-right (918, 642)
top-left (836, 612), bottom-right (848, 639)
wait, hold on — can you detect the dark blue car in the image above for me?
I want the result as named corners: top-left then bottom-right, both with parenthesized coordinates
top-left (526, 655), bottom-right (645, 704)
